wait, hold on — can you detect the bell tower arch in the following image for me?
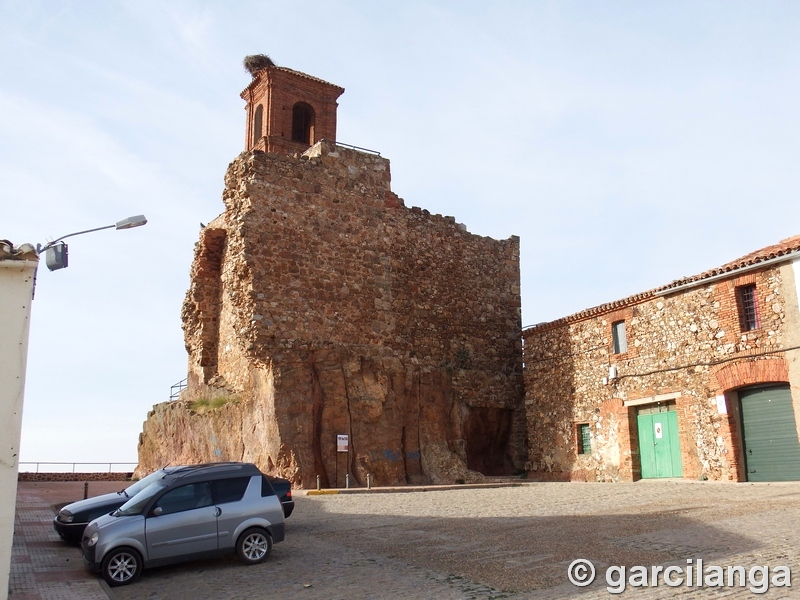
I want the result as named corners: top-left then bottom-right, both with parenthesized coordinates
top-left (241, 55), bottom-right (344, 155)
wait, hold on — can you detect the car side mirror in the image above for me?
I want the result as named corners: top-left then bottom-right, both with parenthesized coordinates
top-left (152, 506), bottom-right (163, 517)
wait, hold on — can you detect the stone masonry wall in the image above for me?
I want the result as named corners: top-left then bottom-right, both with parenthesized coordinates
top-left (523, 265), bottom-right (793, 482)
top-left (139, 141), bottom-right (523, 487)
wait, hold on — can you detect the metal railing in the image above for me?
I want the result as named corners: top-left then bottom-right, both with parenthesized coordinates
top-left (324, 139), bottom-right (381, 156)
top-left (18, 462), bottom-right (138, 474)
top-left (170, 378), bottom-right (187, 400)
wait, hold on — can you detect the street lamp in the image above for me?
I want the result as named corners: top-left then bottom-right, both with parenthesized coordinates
top-left (38, 215), bottom-right (148, 271)
top-left (0, 215), bottom-right (147, 595)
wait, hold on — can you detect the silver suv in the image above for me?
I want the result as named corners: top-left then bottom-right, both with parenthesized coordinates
top-left (82, 462), bottom-right (285, 586)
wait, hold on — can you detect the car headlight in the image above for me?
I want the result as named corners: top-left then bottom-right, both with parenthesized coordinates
top-left (87, 532), bottom-right (99, 547)
top-left (58, 513), bottom-right (74, 523)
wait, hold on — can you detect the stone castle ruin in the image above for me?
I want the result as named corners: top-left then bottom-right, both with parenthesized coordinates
top-left (136, 58), bottom-right (526, 487)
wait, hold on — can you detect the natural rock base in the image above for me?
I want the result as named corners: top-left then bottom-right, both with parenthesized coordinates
top-left (136, 350), bottom-right (505, 488)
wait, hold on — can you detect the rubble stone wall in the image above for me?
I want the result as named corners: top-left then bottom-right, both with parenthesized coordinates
top-left (523, 264), bottom-right (795, 482)
top-left (138, 141), bottom-right (524, 487)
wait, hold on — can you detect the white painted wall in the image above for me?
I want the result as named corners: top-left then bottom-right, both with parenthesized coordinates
top-left (0, 257), bottom-right (37, 600)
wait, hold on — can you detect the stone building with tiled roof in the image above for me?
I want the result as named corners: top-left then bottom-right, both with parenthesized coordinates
top-left (522, 235), bottom-right (800, 482)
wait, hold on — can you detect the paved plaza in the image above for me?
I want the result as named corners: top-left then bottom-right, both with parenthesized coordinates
top-left (11, 479), bottom-right (800, 599)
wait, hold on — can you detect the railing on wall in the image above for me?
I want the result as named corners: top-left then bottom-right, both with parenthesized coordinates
top-left (18, 462), bottom-right (138, 474)
top-left (170, 378), bottom-right (187, 400)
top-left (330, 140), bottom-right (381, 155)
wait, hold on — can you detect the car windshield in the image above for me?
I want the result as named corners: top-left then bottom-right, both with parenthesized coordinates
top-left (115, 482), bottom-right (167, 516)
top-left (122, 469), bottom-right (171, 498)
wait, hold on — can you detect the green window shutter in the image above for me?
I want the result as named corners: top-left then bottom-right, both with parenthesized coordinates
top-left (578, 424), bottom-right (591, 454)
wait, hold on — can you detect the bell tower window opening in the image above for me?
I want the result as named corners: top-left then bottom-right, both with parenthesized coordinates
top-left (252, 104), bottom-right (263, 146)
top-left (292, 102), bottom-right (315, 145)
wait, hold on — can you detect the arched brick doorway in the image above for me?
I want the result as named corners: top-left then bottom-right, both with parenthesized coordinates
top-left (713, 357), bottom-right (798, 481)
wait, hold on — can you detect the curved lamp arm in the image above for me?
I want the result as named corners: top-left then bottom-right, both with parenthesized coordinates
top-left (38, 215), bottom-right (147, 271)
top-left (40, 215), bottom-right (147, 251)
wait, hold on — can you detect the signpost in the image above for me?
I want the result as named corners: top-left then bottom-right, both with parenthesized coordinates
top-left (336, 434), bottom-right (349, 488)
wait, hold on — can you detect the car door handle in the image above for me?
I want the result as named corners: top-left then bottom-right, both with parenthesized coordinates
top-left (215, 507), bottom-right (222, 517)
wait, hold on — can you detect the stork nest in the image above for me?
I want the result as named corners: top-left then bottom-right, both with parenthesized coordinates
top-left (243, 54), bottom-right (275, 76)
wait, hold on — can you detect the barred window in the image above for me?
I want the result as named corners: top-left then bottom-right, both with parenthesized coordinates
top-left (737, 284), bottom-right (760, 331)
top-left (578, 423), bottom-right (591, 455)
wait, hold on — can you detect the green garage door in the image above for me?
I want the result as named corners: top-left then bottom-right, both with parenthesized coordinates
top-left (740, 385), bottom-right (800, 482)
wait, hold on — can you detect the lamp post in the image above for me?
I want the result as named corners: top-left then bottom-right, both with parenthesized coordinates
top-left (38, 214), bottom-right (148, 271)
top-left (0, 215), bottom-right (147, 597)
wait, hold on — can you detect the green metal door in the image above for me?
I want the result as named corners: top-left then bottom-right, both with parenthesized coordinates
top-left (637, 410), bottom-right (683, 478)
top-left (739, 385), bottom-right (800, 482)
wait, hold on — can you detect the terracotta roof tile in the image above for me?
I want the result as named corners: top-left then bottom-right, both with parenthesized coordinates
top-left (240, 66), bottom-right (344, 97)
top-left (273, 66), bottom-right (344, 92)
top-left (525, 234), bottom-right (800, 332)
top-left (0, 240), bottom-right (38, 261)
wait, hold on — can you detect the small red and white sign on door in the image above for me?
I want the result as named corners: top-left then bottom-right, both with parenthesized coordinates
top-left (654, 423), bottom-right (663, 439)
top-left (337, 434), bottom-right (349, 452)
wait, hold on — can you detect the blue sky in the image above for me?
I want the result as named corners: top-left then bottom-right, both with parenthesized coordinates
top-left (3, 1), bottom-right (800, 465)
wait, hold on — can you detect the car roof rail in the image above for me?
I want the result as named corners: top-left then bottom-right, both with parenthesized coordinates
top-left (169, 462), bottom-right (258, 480)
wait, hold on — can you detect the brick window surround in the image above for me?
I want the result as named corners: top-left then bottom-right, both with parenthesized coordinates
top-left (612, 320), bottom-right (627, 354)
top-left (606, 306), bottom-right (637, 360)
top-left (736, 284), bottom-right (760, 331)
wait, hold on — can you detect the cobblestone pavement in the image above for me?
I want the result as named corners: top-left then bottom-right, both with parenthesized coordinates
top-left (14, 480), bottom-right (800, 599)
top-left (12, 481), bottom-right (129, 599)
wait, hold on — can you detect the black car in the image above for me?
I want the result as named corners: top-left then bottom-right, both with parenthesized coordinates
top-left (264, 474), bottom-right (294, 517)
top-left (54, 467), bottom-right (183, 543)
top-left (54, 467), bottom-right (294, 543)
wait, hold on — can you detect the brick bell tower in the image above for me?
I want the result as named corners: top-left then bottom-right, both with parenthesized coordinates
top-left (240, 55), bottom-right (345, 155)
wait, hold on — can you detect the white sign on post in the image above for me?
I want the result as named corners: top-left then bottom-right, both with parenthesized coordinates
top-left (654, 423), bottom-right (663, 439)
top-left (337, 434), bottom-right (349, 453)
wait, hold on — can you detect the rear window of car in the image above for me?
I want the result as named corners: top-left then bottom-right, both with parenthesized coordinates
top-left (212, 477), bottom-right (251, 504)
top-left (260, 476), bottom-right (276, 497)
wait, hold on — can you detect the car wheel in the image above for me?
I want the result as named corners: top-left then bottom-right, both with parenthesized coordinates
top-left (236, 527), bottom-right (272, 565)
top-left (101, 547), bottom-right (142, 587)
